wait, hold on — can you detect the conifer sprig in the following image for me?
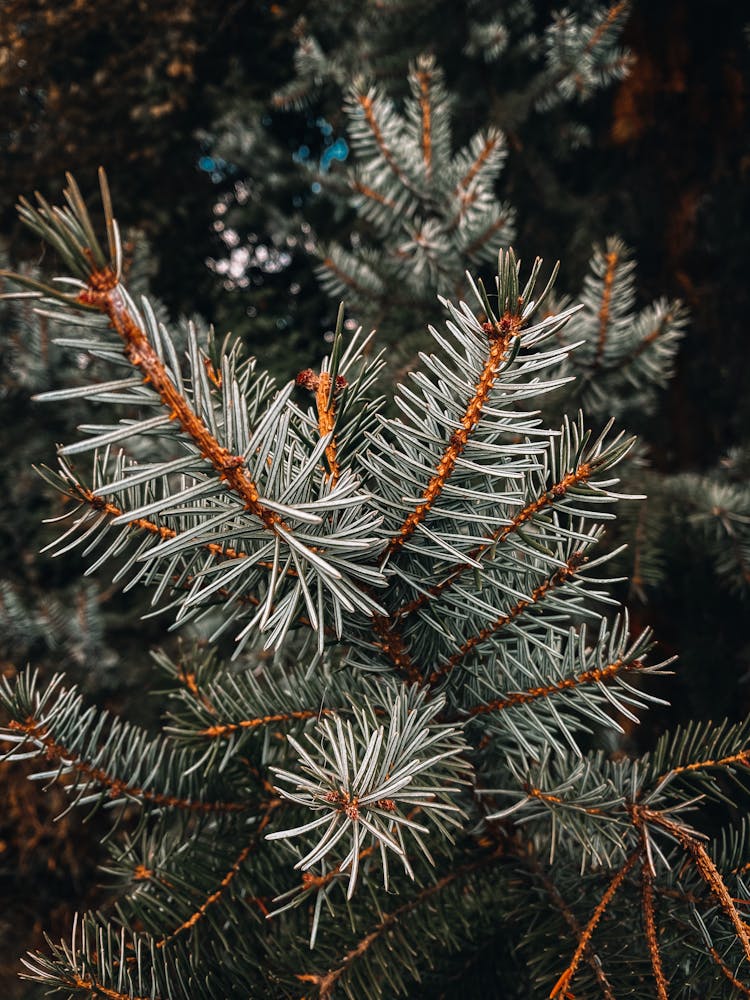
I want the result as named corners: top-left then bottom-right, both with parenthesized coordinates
top-left (1, 174), bottom-right (749, 998)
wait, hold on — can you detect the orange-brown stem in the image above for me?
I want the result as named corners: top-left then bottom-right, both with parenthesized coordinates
top-left (416, 68), bottom-right (432, 178)
top-left (639, 807), bottom-right (750, 965)
top-left (79, 276), bottom-right (286, 534)
top-left (371, 614), bottom-right (423, 684)
top-left (550, 850), bottom-right (640, 998)
top-left (351, 179), bottom-right (397, 210)
top-left (593, 250), bottom-right (619, 369)
top-left (66, 977), bottom-right (156, 1000)
top-left (74, 479), bottom-right (297, 577)
top-left (298, 847), bottom-right (504, 997)
top-left (640, 851), bottom-right (669, 999)
top-left (386, 315), bottom-right (519, 558)
top-left (320, 256), bottom-right (371, 297)
top-left (708, 947), bottom-right (750, 996)
top-left (458, 133), bottom-right (501, 192)
top-left (430, 553), bottom-right (585, 685)
top-left (524, 785), bottom-right (604, 816)
top-left (467, 655), bottom-right (643, 716)
top-left (6, 718), bottom-right (247, 814)
top-left (586, 1), bottom-right (628, 54)
top-left (531, 864), bottom-right (616, 1000)
top-left (301, 846), bottom-right (377, 894)
top-left (157, 797), bottom-right (281, 946)
top-left (200, 709), bottom-right (325, 738)
top-left (657, 749), bottom-right (750, 785)
top-left (316, 372), bottom-right (341, 486)
top-left (393, 463), bottom-right (592, 622)
top-left (357, 93), bottom-right (407, 183)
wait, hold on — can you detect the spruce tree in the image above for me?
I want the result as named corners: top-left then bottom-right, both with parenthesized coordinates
top-left (2, 174), bottom-right (750, 998)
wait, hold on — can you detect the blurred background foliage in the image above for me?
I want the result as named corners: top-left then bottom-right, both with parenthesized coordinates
top-left (0, 0), bottom-right (748, 994)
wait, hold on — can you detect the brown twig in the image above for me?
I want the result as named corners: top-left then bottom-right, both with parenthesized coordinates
top-left (385, 315), bottom-right (519, 558)
top-left (550, 850), bottom-right (640, 998)
top-left (393, 463), bottom-right (593, 623)
top-left (157, 796), bottom-right (281, 946)
top-left (298, 847), bottom-right (504, 997)
top-left (429, 552), bottom-right (585, 685)
top-left (78, 273), bottom-right (287, 535)
top-left (466, 656), bottom-right (645, 717)
top-left (5, 718), bottom-right (247, 815)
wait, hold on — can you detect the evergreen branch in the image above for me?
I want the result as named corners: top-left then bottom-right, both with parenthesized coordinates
top-left (57, 481), bottom-right (323, 629)
top-left (650, 717), bottom-right (750, 791)
top-left (462, 213), bottom-right (513, 260)
top-left (298, 847), bottom-right (504, 998)
top-left (356, 92), bottom-right (409, 185)
top-left (1, 669), bottom-right (252, 814)
top-left (549, 849), bottom-right (640, 998)
top-left (638, 807), bottom-right (750, 965)
top-left (5, 718), bottom-right (246, 814)
top-left (393, 461), bottom-right (592, 621)
top-left (593, 247), bottom-right (619, 370)
top-left (456, 132), bottom-right (502, 193)
top-left (530, 862), bottom-right (616, 1000)
top-left (585, 2), bottom-right (629, 57)
top-left (350, 178), bottom-right (397, 211)
top-left (385, 313), bottom-right (520, 557)
top-left (658, 749), bottom-right (750, 785)
top-left (492, 653), bottom-right (627, 711)
top-left (622, 308), bottom-right (677, 367)
top-left (78, 272), bottom-right (288, 535)
top-left (157, 796), bottom-right (282, 947)
top-left (430, 551), bottom-right (586, 685)
top-left (319, 254), bottom-right (374, 298)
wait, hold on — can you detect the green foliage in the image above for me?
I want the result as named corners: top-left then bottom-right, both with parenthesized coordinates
top-left (1, 176), bottom-right (750, 999)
